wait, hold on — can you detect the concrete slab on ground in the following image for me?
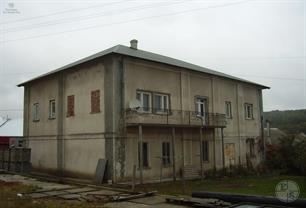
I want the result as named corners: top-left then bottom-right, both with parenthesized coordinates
top-left (58, 194), bottom-right (82, 200)
top-left (28, 193), bottom-right (49, 199)
top-left (128, 195), bottom-right (166, 205)
top-left (82, 189), bottom-right (120, 196)
top-left (104, 201), bottom-right (148, 208)
top-left (64, 187), bottom-right (97, 194)
top-left (43, 190), bottom-right (68, 196)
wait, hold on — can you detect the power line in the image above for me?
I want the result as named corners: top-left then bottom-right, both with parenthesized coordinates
top-left (0, 0), bottom-right (128, 25)
top-left (0, 1), bottom-right (188, 34)
top-left (0, 0), bottom-right (252, 43)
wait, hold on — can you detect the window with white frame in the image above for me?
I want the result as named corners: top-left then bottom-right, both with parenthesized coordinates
top-left (225, 101), bottom-right (232, 119)
top-left (33, 103), bottom-right (39, 121)
top-left (136, 91), bottom-right (151, 112)
top-left (196, 97), bottom-right (207, 117)
top-left (245, 103), bottom-right (253, 119)
top-left (154, 93), bottom-right (169, 113)
top-left (162, 142), bottom-right (171, 166)
top-left (49, 99), bottom-right (56, 119)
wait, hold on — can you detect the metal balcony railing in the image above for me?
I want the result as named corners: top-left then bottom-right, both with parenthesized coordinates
top-left (125, 107), bottom-right (226, 127)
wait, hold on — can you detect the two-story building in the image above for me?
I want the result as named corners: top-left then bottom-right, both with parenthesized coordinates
top-left (18, 40), bottom-right (269, 183)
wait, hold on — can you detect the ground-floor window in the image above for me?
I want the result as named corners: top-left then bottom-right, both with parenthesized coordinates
top-left (138, 142), bottom-right (149, 167)
top-left (202, 141), bottom-right (209, 162)
top-left (246, 138), bottom-right (255, 158)
top-left (162, 142), bottom-right (171, 166)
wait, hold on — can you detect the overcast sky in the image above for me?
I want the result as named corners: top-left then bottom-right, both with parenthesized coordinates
top-left (0, 0), bottom-right (305, 118)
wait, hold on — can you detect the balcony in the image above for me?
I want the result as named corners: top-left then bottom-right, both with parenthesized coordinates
top-left (125, 108), bottom-right (226, 128)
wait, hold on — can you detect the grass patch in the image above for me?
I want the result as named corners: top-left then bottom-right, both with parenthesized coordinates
top-left (135, 175), bottom-right (306, 198)
top-left (0, 180), bottom-right (104, 208)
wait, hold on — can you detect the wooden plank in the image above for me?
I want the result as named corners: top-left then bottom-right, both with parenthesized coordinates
top-left (94, 159), bottom-right (108, 184)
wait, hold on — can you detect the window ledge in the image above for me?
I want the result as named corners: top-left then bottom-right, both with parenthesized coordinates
top-left (137, 166), bottom-right (151, 170)
top-left (90, 111), bottom-right (101, 114)
top-left (48, 117), bottom-right (56, 120)
top-left (32, 119), bottom-right (40, 122)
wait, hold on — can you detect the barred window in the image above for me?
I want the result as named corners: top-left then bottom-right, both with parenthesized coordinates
top-left (67, 95), bottom-right (75, 117)
top-left (91, 90), bottom-right (100, 113)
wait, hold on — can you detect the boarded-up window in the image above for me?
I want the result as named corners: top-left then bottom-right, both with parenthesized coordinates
top-left (225, 143), bottom-right (236, 166)
top-left (67, 95), bottom-right (75, 117)
top-left (91, 90), bottom-right (100, 113)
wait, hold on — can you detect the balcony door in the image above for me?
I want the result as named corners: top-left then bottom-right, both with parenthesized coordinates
top-left (196, 97), bottom-right (208, 117)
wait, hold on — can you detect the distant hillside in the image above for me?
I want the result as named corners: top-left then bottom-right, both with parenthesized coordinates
top-left (263, 109), bottom-right (306, 134)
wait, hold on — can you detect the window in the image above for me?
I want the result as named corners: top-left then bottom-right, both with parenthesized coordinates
top-left (33, 103), bottom-right (39, 121)
top-left (154, 93), bottom-right (169, 113)
top-left (136, 91), bottom-right (151, 112)
top-left (247, 139), bottom-right (255, 158)
top-left (225, 101), bottom-right (232, 119)
top-left (91, 90), bottom-right (100, 113)
top-left (18, 140), bottom-right (23, 148)
top-left (245, 103), bottom-right (253, 119)
top-left (202, 141), bottom-right (209, 161)
top-left (162, 142), bottom-right (171, 166)
top-left (67, 95), bottom-right (75, 117)
top-left (138, 142), bottom-right (149, 167)
top-left (196, 97), bottom-right (208, 117)
top-left (49, 100), bottom-right (56, 119)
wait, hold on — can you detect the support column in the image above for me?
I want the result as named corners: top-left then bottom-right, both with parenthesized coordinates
top-left (181, 130), bottom-right (185, 194)
top-left (138, 125), bottom-right (143, 184)
top-left (221, 128), bottom-right (225, 170)
top-left (213, 129), bottom-right (216, 171)
top-left (57, 72), bottom-right (64, 178)
top-left (199, 128), bottom-right (203, 180)
top-left (171, 127), bottom-right (176, 181)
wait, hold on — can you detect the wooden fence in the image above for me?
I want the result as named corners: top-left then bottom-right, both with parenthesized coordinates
top-left (0, 148), bottom-right (31, 173)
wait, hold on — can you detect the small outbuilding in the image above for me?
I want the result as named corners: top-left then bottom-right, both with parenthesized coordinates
top-left (0, 117), bottom-right (23, 149)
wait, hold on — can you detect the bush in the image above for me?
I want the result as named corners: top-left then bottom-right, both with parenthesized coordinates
top-left (265, 135), bottom-right (306, 175)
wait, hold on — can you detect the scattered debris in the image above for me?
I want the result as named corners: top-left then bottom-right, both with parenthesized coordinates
top-left (166, 196), bottom-right (231, 207)
top-left (110, 191), bottom-right (157, 202)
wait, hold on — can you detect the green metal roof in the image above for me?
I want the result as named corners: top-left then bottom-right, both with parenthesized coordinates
top-left (18, 44), bottom-right (269, 88)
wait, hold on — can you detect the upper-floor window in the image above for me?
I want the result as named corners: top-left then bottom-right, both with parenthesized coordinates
top-left (136, 91), bottom-right (151, 112)
top-left (245, 103), bottom-right (253, 119)
top-left (196, 97), bottom-right (208, 117)
top-left (162, 142), bottom-right (171, 166)
top-left (33, 103), bottom-right (39, 121)
top-left (67, 95), bottom-right (75, 117)
top-left (91, 90), bottom-right (101, 113)
top-left (225, 101), bottom-right (232, 119)
top-left (154, 93), bottom-right (169, 113)
top-left (49, 99), bottom-right (56, 119)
